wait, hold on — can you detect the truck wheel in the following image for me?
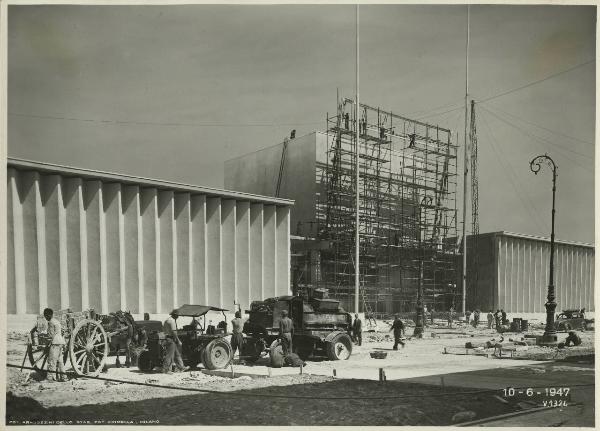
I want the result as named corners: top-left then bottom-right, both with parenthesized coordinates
top-left (326, 333), bottom-right (352, 360)
top-left (137, 350), bottom-right (155, 372)
top-left (203, 339), bottom-right (232, 370)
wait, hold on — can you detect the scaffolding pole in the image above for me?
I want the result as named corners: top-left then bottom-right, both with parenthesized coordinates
top-left (355, 4), bottom-right (360, 314)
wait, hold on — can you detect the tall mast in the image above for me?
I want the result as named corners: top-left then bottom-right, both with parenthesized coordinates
top-left (461, 5), bottom-right (470, 315)
top-left (355, 4), bottom-right (360, 314)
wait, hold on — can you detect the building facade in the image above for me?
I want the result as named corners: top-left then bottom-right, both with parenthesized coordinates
top-left (466, 231), bottom-right (594, 313)
top-left (7, 158), bottom-right (293, 315)
top-left (226, 98), bottom-right (459, 314)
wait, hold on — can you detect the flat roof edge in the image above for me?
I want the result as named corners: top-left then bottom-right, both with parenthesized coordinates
top-left (486, 230), bottom-right (594, 249)
top-left (7, 157), bottom-right (295, 206)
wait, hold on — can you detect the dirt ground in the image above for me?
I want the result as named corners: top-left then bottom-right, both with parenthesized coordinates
top-left (5, 318), bottom-right (595, 425)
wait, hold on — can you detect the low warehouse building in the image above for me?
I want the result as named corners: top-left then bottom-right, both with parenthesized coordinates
top-left (466, 231), bottom-right (594, 313)
top-left (7, 158), bottom-right (293, 315)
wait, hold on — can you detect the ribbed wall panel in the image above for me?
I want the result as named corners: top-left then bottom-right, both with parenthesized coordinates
top-left (495, 235), bottom-right (594, 313)
top-left (7, 165), bottom-right (291, 314)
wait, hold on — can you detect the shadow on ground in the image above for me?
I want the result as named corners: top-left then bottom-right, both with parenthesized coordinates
top-left (6, 360), bottom-right (595, 426)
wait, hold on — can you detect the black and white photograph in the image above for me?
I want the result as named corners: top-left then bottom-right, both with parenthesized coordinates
top-left (2, 1), bottom-right (596, 427)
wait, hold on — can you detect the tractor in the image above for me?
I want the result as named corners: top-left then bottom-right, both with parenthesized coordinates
top-left (242, 288), bottom-right (353, 361)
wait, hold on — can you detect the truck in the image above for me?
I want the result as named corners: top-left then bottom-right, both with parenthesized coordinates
top-left (241, 288), bottom-right (353, 361)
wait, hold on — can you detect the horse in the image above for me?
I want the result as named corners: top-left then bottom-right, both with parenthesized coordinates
top-left (100, 311), bottom-right (143, 368)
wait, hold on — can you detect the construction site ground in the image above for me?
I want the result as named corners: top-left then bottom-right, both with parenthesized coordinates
top-left (5, 319), bottom-right (595, 426)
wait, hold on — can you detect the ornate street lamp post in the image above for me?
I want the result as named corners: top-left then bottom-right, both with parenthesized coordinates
top-left (414, 196), bottom-right (433, 338)
top-left (529, 154), bottom-right (558, 346)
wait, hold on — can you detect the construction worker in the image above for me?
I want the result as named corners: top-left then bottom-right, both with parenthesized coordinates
top-left (390, 314), bottom-right (405, 350)
top-left (230, 311), bottom-right (244, 362)
top-left (279, 310), bottom-right (294, 355)
top-left (487, 310), bottom-right (494, 329)
top-left (353, 313), bottom-right (362, 346)
top-left (565, 331), bottom-right (582, 347)
top-left (448, 306), bottom-right (455, 328)
top-left (501, 309), bottom-right (508, 325)
top-left (43, 308), bottom-right (68, 382)
top-left (162, 309), bottom-right (189, 374)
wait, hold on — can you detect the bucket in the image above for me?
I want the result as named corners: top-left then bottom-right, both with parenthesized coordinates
top-left (521, 319), bottom-right (529, 332)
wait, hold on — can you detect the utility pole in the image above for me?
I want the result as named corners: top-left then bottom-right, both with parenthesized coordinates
top-left (354, 4), bottom-right (360, 315)
top-left (461, 5), bottom-right (470, 317)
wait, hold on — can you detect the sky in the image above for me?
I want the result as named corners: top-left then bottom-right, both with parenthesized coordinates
top-left (7, 4), bottom-right (596, 243)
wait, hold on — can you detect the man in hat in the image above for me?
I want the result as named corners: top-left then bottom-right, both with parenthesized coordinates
top-left (162, 309), bottom-right (189, 373)
top-left (390, 314), bottom-right (405, 350)
top-left (230, 311), bottom-right (245, 363)
top-left (279, 310), bottom-right (294, 355)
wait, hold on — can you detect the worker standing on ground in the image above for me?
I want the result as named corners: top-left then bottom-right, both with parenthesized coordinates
top-left (487, 310), bottom-right (494, 329)
top-left (494, 309), bottom-right (502, 330)
top-left (353, 313), bottom-right (362, 346)
top-left (501, 309), bottom-right (508, 325)
top-left (162, 309), bottom-right (189, 373)
top-left (230, 311), bottom-right (244, 363)
top-left (390, 314), bottom-right (405, 350)
top-left (448, 306), bottom-right (455, 328)
top-left (279, 310), bottom-right (294, 355)
top-left (473, 310), bottom-right (480, 327)
top-left (430, 307), bottom-right (435, 325)
top-left (43, 308), bottom-right (68, 382)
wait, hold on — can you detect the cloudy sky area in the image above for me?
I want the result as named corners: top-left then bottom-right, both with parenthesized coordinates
top-left (8, 4), bottom-right (595, 243)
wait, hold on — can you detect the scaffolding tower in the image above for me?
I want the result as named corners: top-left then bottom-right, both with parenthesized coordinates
top-left (315, 96), bottom-right (460, 315)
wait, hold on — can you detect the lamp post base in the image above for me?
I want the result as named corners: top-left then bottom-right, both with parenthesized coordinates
top-left (537, 333), bottom-right (558, 346)
top-left (413, 326), bottom-right (424, 338)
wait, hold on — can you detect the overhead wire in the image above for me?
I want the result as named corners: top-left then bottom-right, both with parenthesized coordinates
top-left (479, 105), bottom-right (593, 172)
top-left (8, 112), bottom-right (323, 128)
top-left (477, 109), bottom-right (547, 233)
top-left (477, 59), bottom-right (595, 104)
top-left (481, 103), bottom-right (594, 147)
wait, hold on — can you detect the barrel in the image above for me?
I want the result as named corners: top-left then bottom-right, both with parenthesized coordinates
top-left (521, 319), bottom-right (529, 332)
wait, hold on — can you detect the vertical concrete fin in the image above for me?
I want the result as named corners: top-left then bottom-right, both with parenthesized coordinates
top-left (263, 205), bottom-right (276, 299)
top-left (174, 193), bottom-right (191, 307)
top-left (276, 206), bottom-right (290, 296)
top-left (158, 190), bottom-right (174, 313)
top-left (140, 188), bottom-right (158, 313)
top-left (221, 199), bottom-right (236, 309)
top-left (78, 179), bottom-right (89, 310)
top-left (56, 176), bottom-right (69, 309)
top-left (250, 203), bottom-right (264, 302)
top-left (191, 195), bottom-right (207, 304)
top-left (236, 201), bottom-right (251, 309)
top-left (9, 168), bottom-right (26, 314)
top-left (206, 197), bottom-right (222, 307)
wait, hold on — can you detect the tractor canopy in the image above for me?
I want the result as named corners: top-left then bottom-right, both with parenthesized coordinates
top-left (174, 304), bottom-right (229, 317)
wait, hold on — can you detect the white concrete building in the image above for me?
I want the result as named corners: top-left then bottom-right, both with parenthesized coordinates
top-left (7, 158), bottom-right (293, 315)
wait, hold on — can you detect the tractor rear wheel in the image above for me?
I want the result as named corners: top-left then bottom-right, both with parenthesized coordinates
top-left (325, 333), bottom-right (352, 361)
top-left (203, 339), bottom-right (232, 370)
top-left (137, 350), bottom-right (155, 372)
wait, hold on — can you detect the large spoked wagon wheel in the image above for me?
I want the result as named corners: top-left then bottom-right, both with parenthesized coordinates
top-left (69, 319), bottom-right (109, 377)
top-left (27, 344), bottom-right (69, 378)
top-left (202, 339), bottom-right (232, 370)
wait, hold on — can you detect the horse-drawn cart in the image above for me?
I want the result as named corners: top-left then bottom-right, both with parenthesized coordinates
top-left (25, 309), bottom-right (140, 378)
